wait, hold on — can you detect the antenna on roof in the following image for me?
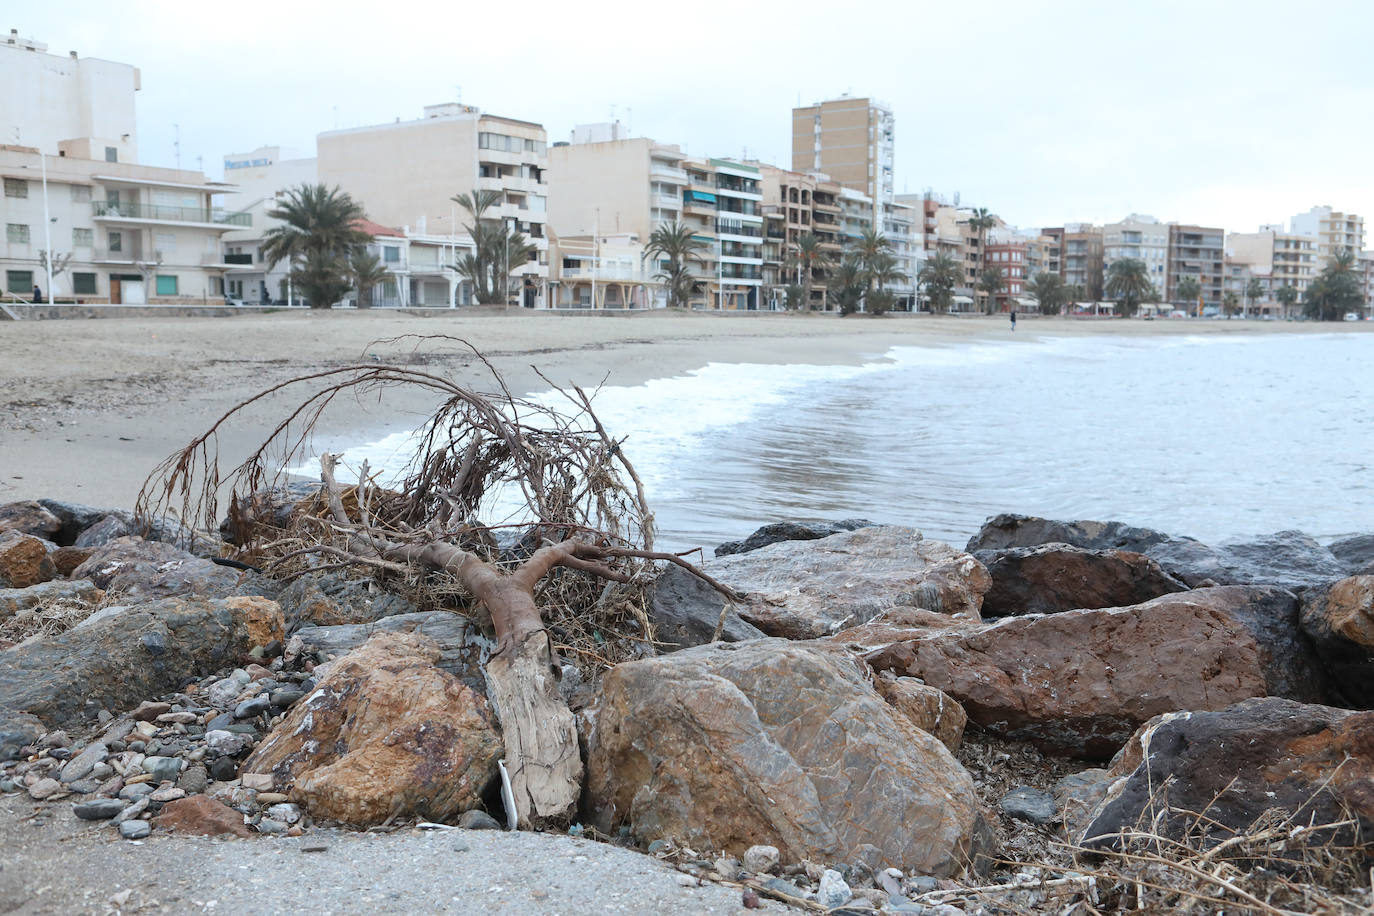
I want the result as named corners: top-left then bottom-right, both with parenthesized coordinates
top-left (173, 123), bottom-right (181, 169)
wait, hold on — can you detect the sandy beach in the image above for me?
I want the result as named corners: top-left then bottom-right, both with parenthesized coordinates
top-left (1, 309), bottom-right (1368, 513)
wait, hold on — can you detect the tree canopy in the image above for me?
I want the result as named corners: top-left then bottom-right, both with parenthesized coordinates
top-left (1026, 271), bottom-right (1067, 315)
top-left (918, 254), bottom-right (961, 314)
top-left (1303, 249), bottom-right (1363, 321)
top-left (1106, 259), bottom-right (1153, 317)
top-left (261, 184), bottom-right (372, 309)
top-left (645, 222), bottom-right (707, 310)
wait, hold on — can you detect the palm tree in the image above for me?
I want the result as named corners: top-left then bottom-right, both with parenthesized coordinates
top-left (1276, 284), bottom-right (1298, 319)
top-left (261, 184), bottom-right (371, 309)
top-left (645, 222), bottom-right (708, 309)
top-left (864, 250), bottom-right (907, 315)
top-left (964, 207), bottom-right (997, 309)
top-left (977, 266), bottom-right (1004, 314)
top-left (828, 255), bottom-right (866, 315)
top-left (1303, 248), bottom-right (1362, 321)
top-left (1174, 276), bottom-right (1202, 314)
top-left (350, 250), bottom-right (389, 308)
top-left (1244, 277), bottom-right (1264, 318)
top-left (1025, 271), bottom-right (1066, 315)
top-left (1223, 291), bottom-right (1240, 318)
top-left (917, 253), bottom-right (961, 314)
top-left (789, 232), bottom-right (831, 311)
top-left (451, 190), bottom-right (505, 304)
top-left (1105, 259), bottom-right (1153, 317)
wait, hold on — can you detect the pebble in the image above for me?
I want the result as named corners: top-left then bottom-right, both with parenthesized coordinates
top-left (114, 797), bottom-right (149, 824)
top-left (148, 786), bottom-right (186, 803)
top-left (39, 731), bottom-right (71, 749)
top-left (119, 783), bottom-right (156, 801)
top-left (90, 762), bottom-right (114, 780)
top-left (66, 778), bottom-right (102, 795)
top-left (132, 701), bottom-right (172, 721)
top-left (205, 730), bottom-right (251, 757)
top-left (269, 688), bottom-right (305, 708)
top-left (47, 747), bottom-right (73, 761)
top-left (141, 756), bottom-right (181, 783)
top-left (673, 874), bottom-right (698, 887)
top-left (818, 870), bottom-right (852, 909)
top-left (999, 786), bottom-right (1057, 825)
top-left (241, 773), bottom-right (273, 792)
top-left (233, 695), bottom-right (270, 720)
top-left (257, 817), bottom-right (289, 835)
top-left (301, 841), bottom-right (328, 853)
top-left (266, 803), bottom-right (301, 825)
top-left (58, 742), bottom-right (108, 783)
top-left (458, 809), bottom-right (501, 830)
top-left (256, 792), bottom-right (289, 805)
top-left (742, 844), bottom-right (780, 875)
top-left (205, 712), bottom-right (234, 732)
top-left (177, 765), bottom-right (209, 794)
top-left (27, 778), bottom-right (63, 800)
top-left (119, 819), bottom-right (151, 840)
top-left (0, 778), bottom-right (17, 793)
top-left (73, 798), bottom-right (127, 820)
top-left (124, 772), bottom-right (153, 785)
top-left (763, 877), bottom-right (805, 899)
top-left (155, 711), bottom-right (198, 725)
top-left (208, 756), bottom-right (238, 782)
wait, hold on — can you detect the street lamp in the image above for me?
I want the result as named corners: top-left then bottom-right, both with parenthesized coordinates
top-left (19, 153), bottom-right (55, 306)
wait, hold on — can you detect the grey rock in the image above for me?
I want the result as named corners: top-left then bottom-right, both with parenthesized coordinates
top-left (118, 783), bottom-right (156, 801)
top-left (234, 695), bottom-right (270, 719)
top-left (90, 762), bottom-right (114, 780)
top-left (285, 611), bottom-right (488, 693)
top-left (141, 755), bottom-right (181, 783)
top-left (763, 877), bottom-right (806, 899)
top-left (178, 765), bottom-right (209, 795)
top-left (205, 712), bottom-right (234, 731)
top-left (269, 688), bottom-right (305, 708)
top-left (998, 787), bottom-right (1056, 824)
top-left (0, 579), bottom-right (104, 621)
top-left (818, 870), bottom-right (852, 908)
top-left (266, 803), bottom-right (301, 825)
top-left (1329, 534), bottom-right (1374, 575)
top-left (714, 519), bottom-right (874, 557)
top-left (66, 777), bottom-right (101, 794)
top-left (73, 797), bottom-right (127, 820)
top-left (208, 756), bottom-right (238, 782)
top-left (118, 819), bottom-right (151, 839)
top-left (967, 514), bottom-right (1171, 554)
top-left (256, 817), bottom-right (289, 835)
top-left (0, 778), bottom-right (16, 793)
top-left (1147, 530), bottom-right (1347, 589)
top-left (114, 797), bottom-right (149, 823)
top-left (457, 809), bottom-right (501, 830)
top-left (72, 536), bottom-right (242, 600)
top-left (206, 730), bottom-right (252, 756)
top-left (73, 515), bottom-right (135, 548)
top-left (742, 844), bottom-right (780, 875)
top-left (645, 564), bottom-right (765, 651)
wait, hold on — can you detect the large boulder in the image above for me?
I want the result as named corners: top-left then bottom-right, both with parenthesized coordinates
top-left (285, 611), bottom-right (489, 693)
top-left (0, 595), bottom-right (283, 758)
top-left (0, 500), bottom-right (62, 540)
top-left (72, 514), bottom-right (136, 548)
top-left (974, 544), bottom-right (1186, 616)
top-left (657, 526), bottom-right (989, 641)
top-left (72, 536), bottom-right (241, 600)
top-left (967, 514), bottom-right (1171, 554)
top-left (0, 530), bottom-right (57, 588)
top-left (1300, 575), bottom-right (1374, 707)
top-left (1080, 698), bottom-right (1374, 850)
top-left (714, 519), bottom-right (874, 557)
top-left (1147, 530), bottom-right (1348, 590)
top-left (243, 632), bottom-right (502, 827)
top-left (36, 499), bottom-right (200, 550)
top-left (870, 671), bottom-right (966, 752)
top-left (585, 639), bottom-right (986, 876)
top-left (1328, 534), bottom-right (1374, 576)
top-left (846, 586), bottom-right (1321, 759)
top-left (645, 564), bottom-right (765, 651)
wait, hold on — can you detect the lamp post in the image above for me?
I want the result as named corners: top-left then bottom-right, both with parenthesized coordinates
top-left (39, 152), bottom-right (52, 306)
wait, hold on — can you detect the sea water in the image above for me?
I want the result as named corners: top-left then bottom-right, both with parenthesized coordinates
top-left (303, 333), bottom-right (1374, 553)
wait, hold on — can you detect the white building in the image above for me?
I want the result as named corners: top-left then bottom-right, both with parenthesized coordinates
top-left (550, 232), bottom-right (654, 308)
top-left (218, 145), bottom-right (318, 305)
top-left (1289, 205), bottom-right (1365, 266)
top-left (1102, 214), bottom-right (1168, 297)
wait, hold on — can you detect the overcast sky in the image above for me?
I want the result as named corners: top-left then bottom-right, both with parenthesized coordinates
top-left (19, 0), bottom-right (1374, 233)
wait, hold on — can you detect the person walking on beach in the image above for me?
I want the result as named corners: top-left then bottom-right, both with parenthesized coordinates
top-left (32, 284), bottom-right (42, 303)
top-left (1009, 310), bottom-right (1016, 331)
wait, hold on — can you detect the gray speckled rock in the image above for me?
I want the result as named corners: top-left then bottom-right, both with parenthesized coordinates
top-left (73, 798), bottom-right (127, 820)
top-left (118, 819), bottom-right (151, 839)
top-left (998, 787), bottom-right (1056, 824)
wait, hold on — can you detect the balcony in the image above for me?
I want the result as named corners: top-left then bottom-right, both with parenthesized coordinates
top-left (93, 201), bottom-right (251, 228)
top-left (223, 253), bottom-right (254, 265)
top-left (650, 162), bottom-right (688, 182)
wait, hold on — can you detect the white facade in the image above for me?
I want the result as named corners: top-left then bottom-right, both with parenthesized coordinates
top-left (218, 146), bottom-right (318, 305)
top-left (1102, 214), bottom-right (1168, 296)
top-left (1, 31), bottom-right (140, 164)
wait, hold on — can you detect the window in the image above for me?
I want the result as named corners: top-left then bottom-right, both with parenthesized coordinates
top-left (6, 270), bottom-right (33, 293)
top-left (383, 246), bottom-right (400, 263)
top-left (156, 275), bottom-right (178, 296)
top-left (7, 224), bottom-right (30, 244)
top-left (70, 184), bottom-right (91, 202)
top-left (3, 178), bottom-right (27, 198)
top-left (105, 146), bottom-right (118, 163)
top-left (72, 227), bottom-right (93, 247)
top-left (72, 272), bottom-right (97, 294)
top-left (108, 231), bottom-right (122, 252)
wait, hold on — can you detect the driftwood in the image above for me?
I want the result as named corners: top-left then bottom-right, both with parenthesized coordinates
top-left (136, 335), bottom-right (738, 827)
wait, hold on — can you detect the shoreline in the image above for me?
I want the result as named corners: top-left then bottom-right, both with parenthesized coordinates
top-left (2, 310), bottom-right (1368, 516)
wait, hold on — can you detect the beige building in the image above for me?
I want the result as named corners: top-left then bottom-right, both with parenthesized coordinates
top-left (1289, 205), bottom-right (1364, 265)
top-left (546, 131), bottom-right (687, 242)
top-left (757, 164), bottom-right (842, 310)
top-left (1, 31), bottom-right (139, 165)
top-left (318, 103), bottom-right (549, 306)
top-left (1166, 224), bottom-right (1224, 309)
top-left (1227, 227), bottom-right (1317, 314)
top-left (681, 157), bottom-right (765, 309)
top-left (549, 232), bottom-right (653, 309)
top-left (1062, 224), bottom-right (1104, 301)
top-left (1102, 214), bottom-right (1168, 298)
top-left (791, 96), bottom-right (895, 214)
top-left (1, 144), bottom-right (247, 305)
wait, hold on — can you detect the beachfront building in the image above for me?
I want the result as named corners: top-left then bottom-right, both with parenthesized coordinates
top-left (1226, 228), bottom-right (1317, 317)
top-left (757, 164), bottom-right (843, 310)
top-left (549, 232), bottom-right (653, 309)
top-left (1, 31), bottom-right (139, 166)
top-left (983, 233), bottom-right (1028, 312)
top-left (1025, 233), bottom-right (1061, 284)
top-left (1289, 206), bottom-right (1364, 267)
top-left (1166, 224), bottom-right (1224, 311)
top-left (1102, 214), bottom-right (1168, 299)
top-left (318, 103), bottom-right (549, 307)
top-left (883, 199), bottom-right (919, 310)
top-left (792, 96), bottom-right (895, 216)
top-left (1061, 225), bottom-right (1104, 301)
top-left (217, 145), bottom-right (317, 305)
top-left (1, 144), bottom-right (246, 306)
top-left (680, 157), bottom-right (766, 310)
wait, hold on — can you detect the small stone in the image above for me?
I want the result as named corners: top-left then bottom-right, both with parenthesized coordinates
top-left (59, 742), bottom-right (108, 783)
top-left (234, 695), bottom-right (270, 719)
top-left (132, 701), bottom-right (172, 721)
top-left (818, 870), bottom-right (852, 909)
top-left (119, 819), bottom-right (151, 839)
top-left (111, 889), bottom-right (134, 908)
top-left (674, 873), bottom-right (698, 887)
top-left (124, 772), bottom-right (153, 785)
top-left (742, 844), bottom-right (780, 875)
top-left (27, 778), bottom-right (62, 800)
top-left (66, 778), bottom-right (102, 795)
top-left (266, 803), bottom-right (301, 825)
top-left (301, 841), bottom-right (328, 852)
top-left (256, 792), bottom-right (289, 805)
top-left (148, 786), bottom-right (186, 803)
top-left (155, 711), bottom-right (198, 725)
top-left (763, 877), bottom-right (805, 899)
top-left (177, 765), bottom-right (209, 794)
top-left (458, 809), bottom-right (501, 830)
top-left (287, 824), bottom-right (303, 837)
top-left (119, 783), bottom-right (156, 801)
top-left (47, 747), bottom-right (73, 761)
top-left (39, 731), bottom-right (71, 749)
top-left (91, 762), bottom-right (114, 780)
top-left (0, 778), bottom-right (17, 793)
top-left (269, 688), bottom-right (305, 708)
top-left (256, 817), bottom-right (288, 835)
top-left (205, 712), bottom-right (234, 731)
top-left (132, 721), bottom-right (158, 740)
top-left (241, 772), bottom-right (273, 792)
top-left (205, 730), bottom-right (251, 757)
top-left (141, 756), bottom-right (181, 783)
top-left (999, 786), bottom-right (1057, 825)
top-left (73, 798), bottom-right (127, 820)
top-left (114, 797), bottom-right (149, 824)
top-left (742, 888), bottom-right (762, 909)
top-left (208, 756), bottom-right (238, 782)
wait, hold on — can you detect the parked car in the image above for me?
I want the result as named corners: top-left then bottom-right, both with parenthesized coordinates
top-left (1344, 312), bottom-right (1360, 322)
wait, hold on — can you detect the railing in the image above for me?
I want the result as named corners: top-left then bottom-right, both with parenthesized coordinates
top-left (223, 253), bottom-right (254, 265)
top-left (93, 201), bottom-right (252, 227)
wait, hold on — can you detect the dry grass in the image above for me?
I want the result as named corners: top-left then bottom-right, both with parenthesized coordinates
top-left (0, 593), bottom-right (110, 646)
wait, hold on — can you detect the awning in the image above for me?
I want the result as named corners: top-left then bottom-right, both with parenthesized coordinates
top-left (1015, 297), bottom-right (1037, 307)
top-left (952, 295), bottom-right (974, 304)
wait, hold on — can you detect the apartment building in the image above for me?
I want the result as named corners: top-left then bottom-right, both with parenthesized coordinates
top-left (550, 232), bottom-right (653, 309)
top-left (1, 31), bottom-right (139, 165)
top-left (1166, 224), bottom-right (1224, 309)
top-left (1026, 233), bottom-right (1061, 281)
top-left (318, 103), bottom-right (549, 306)
top-left (1, 144), bottom-right (247, 304)
top-left (217, 145), bottom-right (317, 305)
top-left (1061, 225), bottom-right (1104, 300)
top-left (984, 233), bottom-right (1028, 311)
top-left (792, 96), bottom-right (895, 215)
top-left (883, 200), bottom-right (919, 310)
top-left (1102, 214), bottom-right (1168, 297)
top-left (681, 157), bottom-right (765, 309)
top-left (1227, 227), bottom-right (1317, 316)
top-left (1289, 206), bottom-right (1364, 265)
top-left (547, 129), bottom-right (687, 240)
top-left (757, 164), bottom-right (843, 310)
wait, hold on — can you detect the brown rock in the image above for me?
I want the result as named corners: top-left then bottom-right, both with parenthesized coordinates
top-left (670, 526), bottom-right (989, 641)
top-left (132, 701), bottom-right (172, 721)
top-left (1081, 698), bottom-right (1374, 850)
top-left (0, 531), bottom-right (56, 588)
top-left (847, 586), bottom-right (1318, 759)
top-left (48, 547), bottom-right (94, 578)
top-left (974, 544), bottom-right (1185, 616)
top-left (152, 794), bottom-right (251, 838)
top-left (871, 672), bottom-right (966, 751)
top-left (72, 536), bottom-right (241, 600)
top-left (1300, 575), bottom-right (1374, 707)
top-left (243, 632), bottom-right (501, 827)
top-left (586, 639), bottom-right (985, 876)
top-left (0, 501), bottom-right (62, 540)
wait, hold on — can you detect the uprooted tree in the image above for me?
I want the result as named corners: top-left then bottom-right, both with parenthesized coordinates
top-left (135, 336), bottom-right (739, 828)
